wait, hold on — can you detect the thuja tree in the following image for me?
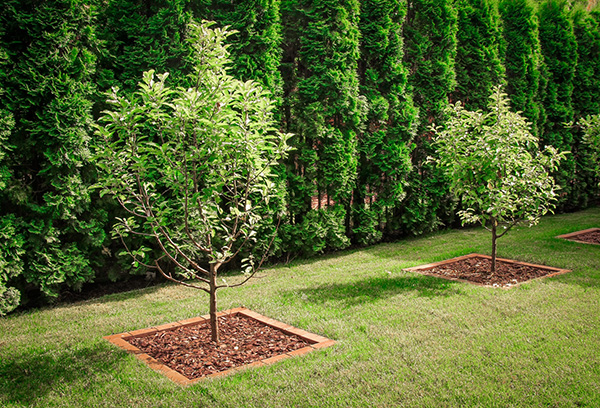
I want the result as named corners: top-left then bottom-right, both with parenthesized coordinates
top-left (194, 0), bottom-right (283, 105)
top-left (95, 22), bottom-right (289, 342)
top-left (499, 0), bottom-right (546, 138)
top-left (538, 0), bottom-right (578, 209)
top-left (401, 0), bottom-right (457, 235)
top-left (571, 8), bottom-right (600, 206)
top-left (433, 87), bottom-right (565, 274)
top-left (95, 0), bottom-right (194, 96)
top-left (0, 42), bottom-right (21, 314)
top-left (354, 0), bottom-right (418, 245)
top-left (572, 8), bottom-right (600, 117)
top-left (0, 0), bottom-right (104, 306)
top-left (279, 0), bottom-right (365, 255)
top-left (579, 114), bottom-right (600, 187)
top-left (452, 0), bottom-right (504, 111)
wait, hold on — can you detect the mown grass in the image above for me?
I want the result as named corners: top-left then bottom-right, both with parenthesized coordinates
top-left (1, 208), bottom-right (599, 408)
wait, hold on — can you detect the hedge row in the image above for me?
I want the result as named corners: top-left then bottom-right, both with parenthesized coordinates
top-left (0, 0), bottom-right (599, 312)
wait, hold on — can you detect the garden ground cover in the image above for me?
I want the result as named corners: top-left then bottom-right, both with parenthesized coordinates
top-left (1, 207), bottom-right (599, 407)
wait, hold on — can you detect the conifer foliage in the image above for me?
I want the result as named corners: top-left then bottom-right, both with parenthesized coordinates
top-left (354, 0), bottom-right (417, 245)
top-left (538, 0), bottom-right (578, 208)
top-left (0, 38), bottom-right (20, 315)
top-left (95, 0), bottom-right (195, 95)
top-left (0, 0), bottom-right (104, 307)
top-left (571, 8), bottom-right (600, 205)
top-left (401, 0), bottom-right (458, 235)
top-left (572, 8), bottom-right (600, 118)
top-left (499, 0), bottom-right (546, 137)
top-left (452, 0), bottom-right (504, 111)
top-left (280, 0), bottom-right (365, 255)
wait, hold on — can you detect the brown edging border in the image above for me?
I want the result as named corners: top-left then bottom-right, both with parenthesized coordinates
top-left (556, 228), bottom-right (600, 246)
top-left (403, 253), bottom-right (571, 288)
top-left (103, 307), bottom-right (335, 385)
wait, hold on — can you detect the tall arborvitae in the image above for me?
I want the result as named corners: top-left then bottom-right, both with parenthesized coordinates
top-left (95, 0), bottom-right (194, 97)
top-left (452, 0), bottom-right (504, 111)
top-left (401, 0), bottom-right (458, 235)
top-left (193, 0), bottom-right (283, 102)
top-left (538, 0), bottom-right (578, 209)
top-left (571, 7), bottom-right (600, 206)
top-left (0, 33), bottom-right (22, 315)
top-left (499, 0), bottom-right (546, 137)
top-left (280, 0), bottom-right (365, 256)
top-left (0, 0), bottom-right (104, 305)
top-left (354, 0), bottom-right (417, 245)
top-left (572, 8), bottom-right (600, 117)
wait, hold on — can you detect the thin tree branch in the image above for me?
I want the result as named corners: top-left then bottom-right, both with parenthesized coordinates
top-left (154, 260), bottom-right (210, 293)
top-left (217, 217), bottom-right (281, 289)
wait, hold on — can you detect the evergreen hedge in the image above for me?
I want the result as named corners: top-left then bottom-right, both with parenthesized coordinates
top-left (0, 0), bottom-right (105, 306)
top-left (452, 0), bottom-right (504, 111)
top-left (280, 0), bottom-right (364, 255)
top-left (538, 0), bottom-right (578, 209)
top-left (499, 0), bottom-right (546, 137)
top-left (401, 0), bottom-right (458, 235)
top-left (354, 0), bottom-right (417, 245)
top-left (0, 0), bottom-right (599, 311)
top-left (571, 6), bottom-right (600, 206)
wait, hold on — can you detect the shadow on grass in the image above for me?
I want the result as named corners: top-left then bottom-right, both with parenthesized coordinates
top-left (289, 274), bottom-right (460, 307)
top-left (0, 341), bottom-right (126, 406)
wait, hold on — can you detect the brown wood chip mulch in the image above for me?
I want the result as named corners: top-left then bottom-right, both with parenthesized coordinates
top-left (568, 230), bottom-right (600, 245)
top-left (422, 256), bottom-right (563, 287)
top-left (126, 314), bottom-right (310, 380)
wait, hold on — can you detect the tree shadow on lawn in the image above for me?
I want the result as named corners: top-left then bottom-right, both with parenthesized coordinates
top-left (289, 274), bottom-right (461, 307)
top-left (0, 341), bottom-right (127, 407)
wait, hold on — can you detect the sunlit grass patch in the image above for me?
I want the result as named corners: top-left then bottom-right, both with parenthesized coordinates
top-left (1, 208), bottom-right (599, 407)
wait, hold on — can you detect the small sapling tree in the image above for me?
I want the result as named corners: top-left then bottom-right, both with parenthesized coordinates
top-left (432, 86), bottom-right (566, 274)
top-left (94, 22), bottom-right (290, 343)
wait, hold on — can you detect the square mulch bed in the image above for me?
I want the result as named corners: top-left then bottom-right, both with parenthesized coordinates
top-left (404, 254), bottom-right (570, 288)
top-left (104, 307), bottom-right (335, 385)
top-left (556, 228), bottom-right (600, 245)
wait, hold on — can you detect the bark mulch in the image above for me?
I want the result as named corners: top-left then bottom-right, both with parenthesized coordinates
top-left (563, 230), bottom-right (600, 245)
top-left (126, 313), bottom-right (310, 380)
top-left (406, 254), bottom-right (570, 288)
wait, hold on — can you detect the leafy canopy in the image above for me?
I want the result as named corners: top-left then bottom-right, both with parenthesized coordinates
top-left (433, 86), bottom-right (565, 234)
top-left (94, 21), bottom-right (290, 289)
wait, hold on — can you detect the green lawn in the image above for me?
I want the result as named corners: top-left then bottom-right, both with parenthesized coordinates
top-left (1, 208), bottom-right (599, 407)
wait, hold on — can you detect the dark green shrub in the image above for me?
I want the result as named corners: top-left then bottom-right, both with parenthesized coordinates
top-left (499, 0), bottom-right (546, 137)
top-left (354, 0), bottom-right (417, 244)
top-left (280, 0), bottom-right (365, 251)
top-left (0, 0), bottom-right (105, 306)
top-left (453, 0), bottom-right (504, 111)
top-left (401, 0), bottom-right (458, 235)
top-left (538, 0), bottom-right (578, 209)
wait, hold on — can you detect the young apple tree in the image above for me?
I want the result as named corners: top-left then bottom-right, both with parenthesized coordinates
top-left (432, 86), bottom-right (566, 275)
top-left (94, 22), bottom-right (290, 342)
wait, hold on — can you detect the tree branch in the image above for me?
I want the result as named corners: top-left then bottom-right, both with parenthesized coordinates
top-left (154, 260), bottom-right (210, 293)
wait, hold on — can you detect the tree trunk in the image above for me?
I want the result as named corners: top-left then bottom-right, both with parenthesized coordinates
top-left (209, 263), bottom-right (220, 343)
top-left (491, 217), bottom-right (497, 276)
